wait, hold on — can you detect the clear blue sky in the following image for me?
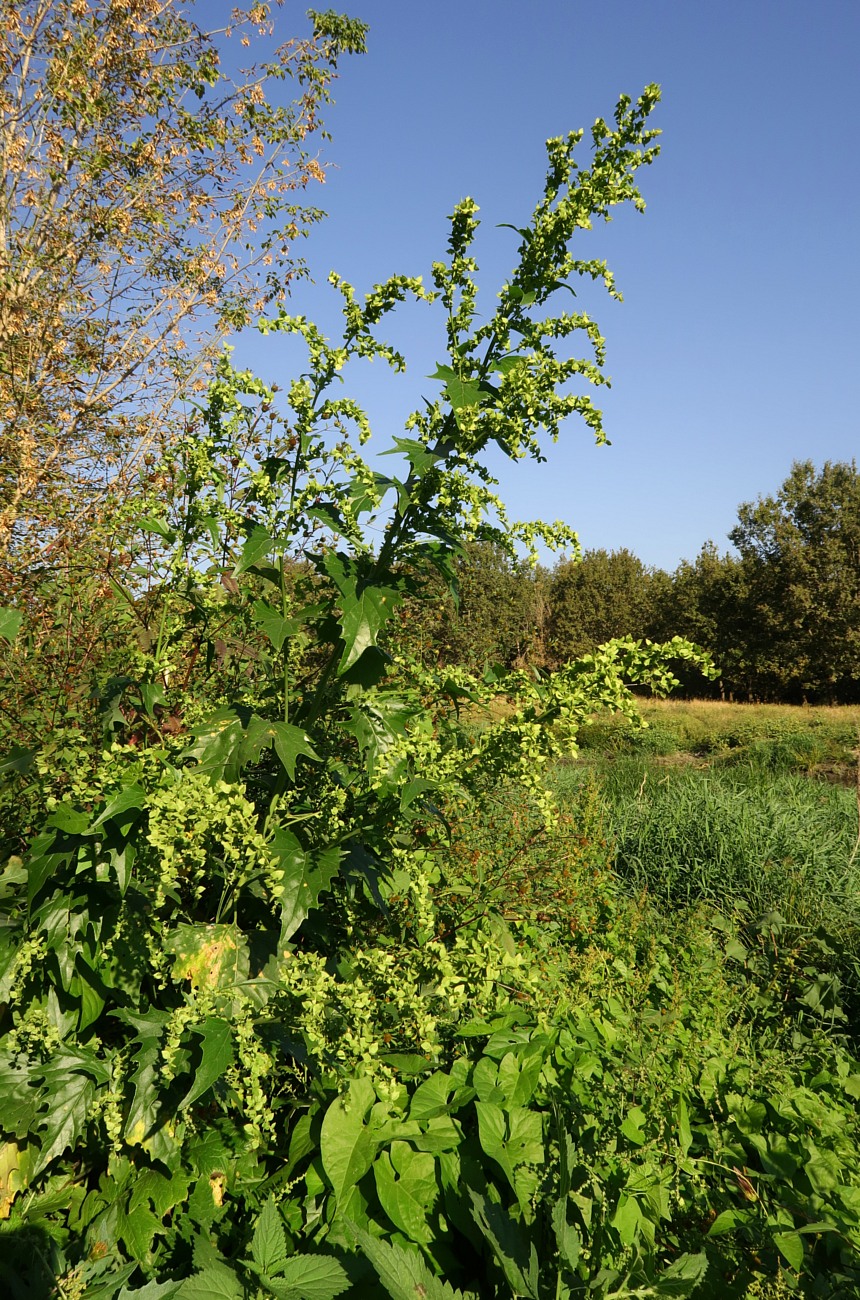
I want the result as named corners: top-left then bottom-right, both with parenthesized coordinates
top-left (231, 0), bottom-right (859, 572)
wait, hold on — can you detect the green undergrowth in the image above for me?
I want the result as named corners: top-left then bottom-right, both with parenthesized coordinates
top-left (551, 756), bottom-right (860, 1036)
top-left (4, 785), bottom-right (860, 1297)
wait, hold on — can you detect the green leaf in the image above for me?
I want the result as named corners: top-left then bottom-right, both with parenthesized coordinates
top-left (409, 1071), bottom-right (453, 1122)
top-left (0, 1058), bottom-right (42, 1136)
top-left (620, 1105), bottom-right (647, 1146)
top-left (236, 525), bottom-right (276, 574)
top-left (253, 600), bottom-right (303, 652)
top-left (252, 1197), bottom-right (288, 1276)
top-left (119, 1282), bottom-right (183, 1299)
top-left (0, 743), bottom-right (37, 777)
top-left (263, 1255), bottom-right (351, 1300)
top-left (350, 1224), bottom-right (477, 1300)
top-left (652, 1252), bottom-right (709, 1297)
top-left (181, 1019), bottom-right (235, 1110)
top-left (90, 784), bottom-right (146, 831)
top-left (0, 606), bottom-right (23, 644)
top-left (320, 1076), bottom-right (376, 1204)
top-left (774, 1231), bottom-right (804, 1272)
top-left (338, 587), bottom-right (399, 674)
top-left (46, 805), bottom-right (90, 835)
top-left (176, 1264), bottom-right (243, 1300)
top-left (380, 435), bottom-right (444, 478)
top-left (677, 1096), bottom-right (692, 1157)
top-left (612, 1194), bottom-right (642, 1247)
top-left (269, 831), bottom-right (341, 943)
top-left (467, 1188), bottom-right (540, 1299)
top-left (139, 516), bottom-right (177, 543)
top-left (444, 376), bottom-right (483, 411)
top-left (552, 1197), bottom-right (580, 1272)
top-left (475, 1103), bottom-right (542, 1191)
top-left (33, 1052), bottom-right (107, 1175)
top-left (706, 1208), bottom-right (746, 1237)
top-left (270, 722), bottom-right (320, 780)
top-left (117, 1009), bottom-right (176, 1163)
top-left (373, 1141), bottom-right (438, 1243)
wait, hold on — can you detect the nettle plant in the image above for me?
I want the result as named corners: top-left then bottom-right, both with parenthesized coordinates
top-left (0, 86), bottom-right (716, 1293)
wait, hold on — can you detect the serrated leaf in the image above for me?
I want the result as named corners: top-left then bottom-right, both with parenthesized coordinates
top-left (320, 1076), bottom-right (376, 1204)
top-left (351, 1224), bottom-right (477, 1300)
top-left (380, 435), bottom-right (444, 478)
top-left (263, 1255), bottom-right (350, 1300)
top-left (0, 606), bottom-right (23, 644)
top-left (444, 376), bottom-right (483, 411)
top-left (165, 923), bottom-right (249, 995)
top-left (46, 804), bottom-right (90, 835)
top-left (252, 1196), bottom-right (288, 1276)
top-left (119, 1281), bottom-right (183, 1299)
top-left (677, 1096), bottom-right (692, 1157)
top-left (176, 1264), bottom-right (243, 1300)
top-left (118, 1009), bottom-right (176, 1162)
top-left (652, 1251), bottom-right (709, 1296)
top-left (33, 1060), bottom-right (98, 1175)
top-left (467, 1188), bottom-right (539, 1299)
top-left (552, 1197), bottom-right (580, 1271)
top-left (269, 830), bottom-right (341, 943)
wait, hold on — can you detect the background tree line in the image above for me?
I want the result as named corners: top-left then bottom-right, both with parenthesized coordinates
top-left (410, 459), bottom-right (860, 704)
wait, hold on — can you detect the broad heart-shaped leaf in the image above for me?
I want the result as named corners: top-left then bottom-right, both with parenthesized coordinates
top-left (474, 1102), bottom-right (543, 1191)
top-left (467, 1188), bottom-right (539, 1300)
top-left (262, 1256), bottom-right (350, 1300)
top-left (0, 605), bottom-right (23, 644)
top-left (320, 1076), bottom-right (376, 1204)
top-left (373, 1141), bottom-right (438, 1244)
top-left (180, 1018), bottom-right (234, 1110)
top-left (252, 1196), bottom-right (288, 1275)
top-left (350, 1224), bottom-right (477, 1300)
top-left (0, 1058), bottom-right (42, 1137)
top-left (176, 1263), bottom-right (243, 1300)
top-left (337, 587), bottom-right (400, 674)
top-left (774, 1232), bottom-right (804, 1273)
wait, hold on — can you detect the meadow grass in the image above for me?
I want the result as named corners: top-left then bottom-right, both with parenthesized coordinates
top-left (550, 701), bottom-right (860, 1041)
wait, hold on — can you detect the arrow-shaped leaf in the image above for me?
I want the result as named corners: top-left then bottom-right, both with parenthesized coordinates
top-left (181, 1018), bottom-right (234, 1111)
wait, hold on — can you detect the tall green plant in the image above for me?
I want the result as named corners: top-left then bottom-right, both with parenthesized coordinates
top-left (0, 86), bottom-right (719, 1293)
